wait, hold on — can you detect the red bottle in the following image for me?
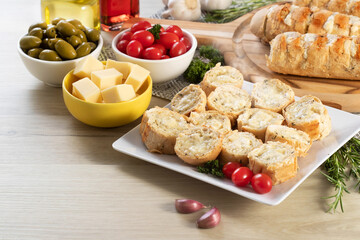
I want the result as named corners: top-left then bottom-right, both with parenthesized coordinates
top-left (100, 0), bottom-right (139, 31)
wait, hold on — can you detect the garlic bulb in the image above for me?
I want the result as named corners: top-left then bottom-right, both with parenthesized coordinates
top-left (200, 0), bottom-right (232, 11)
top-left (162, 0), bottom-right (169, 6)
top-left (162, 0), bottom-right (201, 21)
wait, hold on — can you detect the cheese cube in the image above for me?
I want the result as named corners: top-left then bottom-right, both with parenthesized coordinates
top-left (105, 59), bottom-right (134, 80)
top-left (91, 68), bottom-right (123, 90)
top-left (124, 64), bottom-right (150, 92)
top-left (101, 84), bottom-right (136, 103)
top-left (73, 56), bottom-right (104, 79)
top-left (72, 77), bottom-right (102, 103)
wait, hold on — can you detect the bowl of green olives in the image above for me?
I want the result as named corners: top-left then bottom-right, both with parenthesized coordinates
top-left (18, 18), bottom-right (103, 87)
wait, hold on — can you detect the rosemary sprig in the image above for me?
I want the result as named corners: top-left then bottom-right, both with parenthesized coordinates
top-left (322, 137), bottom-right (360, 213)
top-left (204, 0), bottom-right (278, 23)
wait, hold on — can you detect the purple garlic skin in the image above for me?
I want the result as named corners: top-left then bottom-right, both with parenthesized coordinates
top-left (175, 199), bottom-right (205, 214)
top-left (196, 207), bottom-right (221, 229)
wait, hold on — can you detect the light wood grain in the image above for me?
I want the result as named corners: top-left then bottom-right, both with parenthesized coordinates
top-left (1, 0), bottom-right (360, 239)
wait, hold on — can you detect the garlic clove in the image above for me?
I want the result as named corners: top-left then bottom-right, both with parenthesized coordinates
top-left (196, 207), bottom-right (221, 229)
top-left (175, 199), bottom-right (205, 214)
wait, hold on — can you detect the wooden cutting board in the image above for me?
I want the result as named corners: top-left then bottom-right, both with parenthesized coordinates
top-left (121, 7), bottom-right (360, 112)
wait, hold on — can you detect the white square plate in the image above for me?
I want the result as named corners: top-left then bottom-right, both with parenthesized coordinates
top-left (112, 81), bottom-right (360, 206)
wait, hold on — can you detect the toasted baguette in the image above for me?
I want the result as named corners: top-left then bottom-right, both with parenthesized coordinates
top-left (248, 141), bottom-right (297, 185)
top-left (140, 107), bottom-right (189, 154)
top-left (293, 0), bottom-right (360, 18)
top-left (188, 110), bottom-right (232, 136)
top-left (200, 63), bottom-right (244, 96)
top-left (170, 84), bottom-right (207, 116)
top-left (250, 3), bottom-right (360, 42)
top-left (207, 85), bottom-right (251, 126)
top-left (174, 127), bottom-right (223, 166)
top-left (237, 108), bottom-right (284, 141)
top-left (220, 130), bottom-right (262, 166)
top-left (266, 32), bottom-right (360, 80)
top-left (283, 95), bottom-right (332, 141)
top-left (265, 124), bottom-right (312, 157)
top-left (251, 78), bottom-right (295, 113)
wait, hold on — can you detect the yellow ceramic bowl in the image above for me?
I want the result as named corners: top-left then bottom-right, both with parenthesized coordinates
top-left (62, 64), bottom-right (152, 128)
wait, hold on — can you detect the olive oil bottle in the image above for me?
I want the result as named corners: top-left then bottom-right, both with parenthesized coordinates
top-left (41, 0), bottom-right (100, 29)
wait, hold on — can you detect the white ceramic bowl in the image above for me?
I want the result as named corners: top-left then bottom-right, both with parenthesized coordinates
top-left (112, 28), bottom-right (197, 83)
top-left (18, 35), bottom-right (103, 87)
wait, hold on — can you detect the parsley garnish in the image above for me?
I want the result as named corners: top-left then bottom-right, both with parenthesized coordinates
top-left (147, 24), bottom-right (162, 40)
top-left (197, 159), bottom-right (224, 178)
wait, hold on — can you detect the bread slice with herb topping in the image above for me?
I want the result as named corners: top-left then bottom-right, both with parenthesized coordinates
top-left (174, 126), bottom-right (223, 166)
top-left (207, 85), bottom-right (251, 126)
top-left (237, 108), bottom-right (284, 141)
top-left (220, 130), bottom-right (263, 166)
top-left (140, 107), bottom-right (189, 154)
top-left (188, 110), bottom-right (232, 136)
top-left (200, 63), bottom-right (244, 96)
top-left (248, 141), bottom-right (297, 185)
top-left (265, 124), bottom-right (312, 157)
top-left (283, 95), bottom-right (331, 141)
top-left (170, 84), bottom-right (207, 116)
top-left (251, 78), bottom-right (295, 113)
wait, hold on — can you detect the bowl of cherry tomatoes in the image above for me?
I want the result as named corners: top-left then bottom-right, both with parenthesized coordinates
top-left (111, 20), bottom-right (197, 83)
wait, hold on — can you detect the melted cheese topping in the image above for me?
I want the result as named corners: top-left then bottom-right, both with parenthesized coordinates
top-left (248, 141), bottom-right (295, 166)
top-left (147, 108), bottom-right (188, 136)
top-left (267, 125), bottom-right (310, 143)
top-left (171, 84), bottom-right (204, 114)
top-left (285, 96), bottom-right (325, 123)
top-left (323, 13), bottom-right (336, 33)
top-left (223, 131), bottom-right (262, 155)
top-left (189, 111), bottom-right (231, 135)
top-left (238, 108), bottom-right (284, 130)
top-left (205, 65), bottom-right (243, 87)
top-left (208, 86), bottom-right (251, 113)
top-left (302, 33), bottom-right (317, 59)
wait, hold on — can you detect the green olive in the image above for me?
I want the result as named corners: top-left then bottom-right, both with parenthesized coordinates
top-left (76, 30), bottom-right (87, 42)
top-left (27, 48), bottom-right (43, 58)
top-left (28, 21), bottom-right (47, 32)
top-left (45, 25), bottom-right (57, 38)
top-left (88, 42), bottom-right (97, 52)
top-left (85, 28), bottom-right (100, 42)
top-left (56, 20), bottom-right (77, 37)
top-left (20, 36), bottom-right (42, 51)
top-left (54, 39), bottom-right (76, 59)
top-left (67, 19), bottom-right (85, 31)
top-left (41, 38), bottom-right (50, 49)
top-left (39, 49), bottom-right (62, 61)
top-left (51, 17), bottom-right (65, 25)
top-left (48, 38), bottom-right (61, 50)
top-left (28, 27), bottom-right (43, 39)
top-left (67, 35), bottom-right (82, 48)
top-left (75, 42), bottom-right (91, 58)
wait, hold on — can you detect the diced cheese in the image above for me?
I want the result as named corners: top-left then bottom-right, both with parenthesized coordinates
top-left (91, 68), bottom-right (123, 90)
top-left (72, 77), bottom-right (102, 103)
top-left (124, 64), bottom-right (150, 92)
top-left (73, 56), bottom-right (104, 79)
top-left (101, 84), bottom-right (136, 103)
top-left (105, 59), bottom-right (134, 80)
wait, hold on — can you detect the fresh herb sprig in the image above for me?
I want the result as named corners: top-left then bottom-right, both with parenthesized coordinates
top-left (147, 24), bottom-right (162, 40)
top-left (197, 159), bottom-right (224, 178)
top-left (322, 137), bottom-right (360, 213)
top-left (204, 0), bottom-right (278, 23)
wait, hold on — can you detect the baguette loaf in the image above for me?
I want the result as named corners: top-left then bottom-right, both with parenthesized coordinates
top-left (250, 3), bottom-right (360, 43)
top-left (293, 0), bottom-right (360, 18)
top-left (140, 107), bottom-right (189, 154)
top-left (283, 95), bottom-right (332, 141)
top-left (170, 84), bottom-right (207, 116)
top-left (266, 32), bottom-right (360, 80)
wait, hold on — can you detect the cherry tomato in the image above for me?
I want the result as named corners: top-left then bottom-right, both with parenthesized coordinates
top-left (158, 32), bottom-right (179, 49)
top-left (161, 55), bottom-right (170, 59)
top-left (119, 31), bottom-right (133, 41)
top-left (169, 42), bottom-right (186, 58)
top-left (131, 30), bottom-right (154, 48)
top-left (180, 37), bottom-right (192, 51)
top-left (116, 39), bottom-right (129, 53)
top-left (251, 173), bottom-right (272, 194)
top-left (231, 167), bottom-right (253, 187)
top-left (143, 47), bottom-right (162, 60)
top-left (222, 162), bottom-right (242, 179)
top-left (165, 25), bottom-right (183, 38)
top-left (130, 20), bottom-right (152, 33)
top-left (126, 40), bottom-right (143, 58)
top-left (151, 43), bottom-right (166, 55)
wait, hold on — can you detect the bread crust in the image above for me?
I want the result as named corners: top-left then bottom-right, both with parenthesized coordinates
top-left (200, 63), bottom-right (244, 96)
top-left (174, 127), bottom-right (223, 166)
top-left (283, 95), bottom-right (332, 141)
top-left (248, 141), bottom-right (298, 185)
top-left (140, 107), bottom-right (188, 154)
top-left (170, 84), bottom-right (207, 116)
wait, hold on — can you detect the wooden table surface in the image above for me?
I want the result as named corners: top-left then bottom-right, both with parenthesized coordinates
top-left (2, 0), bottom-right (360, 239)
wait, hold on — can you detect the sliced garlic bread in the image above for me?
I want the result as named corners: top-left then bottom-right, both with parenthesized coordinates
top-left (170, 84), bottom-right (206, 116)
top-left (188, 110), bottom-right (231, 136)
